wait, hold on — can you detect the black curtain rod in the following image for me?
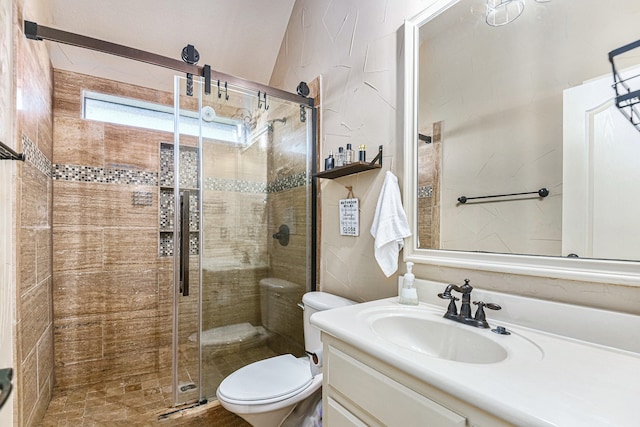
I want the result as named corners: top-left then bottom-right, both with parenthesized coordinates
top-left (23, 21), bottom-right (314, 107)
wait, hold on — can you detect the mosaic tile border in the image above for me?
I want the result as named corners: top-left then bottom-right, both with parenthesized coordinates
top-left (53, 163), bottom-right (306, 193)
top-left (267, 171), bottom-right (308, 193)
top-left (418, 185), bottom-right (433, 198)
top-left (202, 172), bottom-right (308, 194)
top-left (160, 142), bottom-right (307, 193)
top-left (21, 133), bottom-right (52, 178)
top-left (53, 164), bottom-right (158, 185)
top-left (203, 177), bottom-right (266, 194)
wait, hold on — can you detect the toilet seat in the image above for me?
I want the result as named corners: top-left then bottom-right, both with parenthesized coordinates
top-left (217, 354), bottom-right (313, 405)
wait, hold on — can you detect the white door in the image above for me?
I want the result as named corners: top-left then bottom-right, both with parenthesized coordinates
top-left (563, 68), bottom-right (640, 260)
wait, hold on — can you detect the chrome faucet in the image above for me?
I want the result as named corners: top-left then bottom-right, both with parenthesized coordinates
top-left (438, 279), bottom-right (501, 328)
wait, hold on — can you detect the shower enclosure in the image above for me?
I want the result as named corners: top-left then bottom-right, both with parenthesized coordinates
top-left (168, 76), bottom-right (316, 405)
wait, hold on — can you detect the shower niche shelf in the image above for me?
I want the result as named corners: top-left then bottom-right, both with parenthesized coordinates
top-left (315, 145), bottom-right (383, 180)
top-left (159, 142), bottom-right (200, 257)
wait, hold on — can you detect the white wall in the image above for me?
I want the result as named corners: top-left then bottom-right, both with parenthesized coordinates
top-left (270, 0), bottom-right (640, 314)
top-left (271, 0), bottom-right (437, 302)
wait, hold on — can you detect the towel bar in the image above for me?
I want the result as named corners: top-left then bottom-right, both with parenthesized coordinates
top-left (458, 188), bottom-right (549, 204)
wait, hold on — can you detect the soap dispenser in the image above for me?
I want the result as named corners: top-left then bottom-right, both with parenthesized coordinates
top-left (399, 262), bottom-right (418, 305)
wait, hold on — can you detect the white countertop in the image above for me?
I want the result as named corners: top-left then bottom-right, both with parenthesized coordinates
top-left (311, 296), bottom-right (640, 427)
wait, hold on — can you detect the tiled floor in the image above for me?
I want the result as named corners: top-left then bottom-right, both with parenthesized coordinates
top-left (35, 345), bottom-right (284, 427)
top-left (37, 371), bottom-right (250, 427)
top-left (37, 341), bottom-right (288, 426)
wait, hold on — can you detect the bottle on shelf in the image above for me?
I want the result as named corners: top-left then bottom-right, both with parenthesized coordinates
top-left (336, 147), bottom-right (345, 167)
top-left (358, 144), bottom-right (366, 162)
top-left (324, 151), bottom-right (335, 170)
top-left (345, 143), bottom-right (354, 164)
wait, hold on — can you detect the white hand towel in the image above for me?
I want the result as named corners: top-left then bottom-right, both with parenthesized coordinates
top-left (370, 171), bottom-right (412, 277)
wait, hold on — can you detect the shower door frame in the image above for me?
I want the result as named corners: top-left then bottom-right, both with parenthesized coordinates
top-left (172, 75), bottom-right (318, 406)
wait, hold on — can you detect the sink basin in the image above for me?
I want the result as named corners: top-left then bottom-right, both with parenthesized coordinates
top-left (369, 312), bottom-right (508, 364)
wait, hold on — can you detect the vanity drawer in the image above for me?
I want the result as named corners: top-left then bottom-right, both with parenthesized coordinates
top-left (326, 345), bottom-right (467, 427)
top-left (327, 397), bottom-right (369, 427)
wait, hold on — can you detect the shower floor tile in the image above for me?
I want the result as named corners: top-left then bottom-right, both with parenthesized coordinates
top-left (36, 371), bottom-right (250, 427)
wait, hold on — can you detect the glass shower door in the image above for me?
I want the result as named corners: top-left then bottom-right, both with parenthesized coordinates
top-left (173, 74), bottom-right (315, 405)
top-left (172, 76), bottom-right (203, 406)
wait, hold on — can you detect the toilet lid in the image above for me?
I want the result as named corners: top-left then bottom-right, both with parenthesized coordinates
top-left (217, 355), bottom-right (313, 404)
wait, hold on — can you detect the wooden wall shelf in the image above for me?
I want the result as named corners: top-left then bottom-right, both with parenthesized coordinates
top-left (314, 145), bottom-right (383, 179)
top-left (314, 162), bottom-right (381, 179)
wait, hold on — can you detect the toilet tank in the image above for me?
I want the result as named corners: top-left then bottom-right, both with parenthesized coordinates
top-left (259, 278), bottom-right (300, 335)
top-left (302, 292), bottom-right (355, 352)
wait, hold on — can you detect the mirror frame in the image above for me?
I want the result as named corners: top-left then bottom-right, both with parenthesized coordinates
top-left (402, 0), bottom-right (640, 286)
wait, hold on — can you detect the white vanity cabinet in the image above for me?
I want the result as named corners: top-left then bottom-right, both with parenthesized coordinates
top-left (322, 334), bottom-right (511, 427)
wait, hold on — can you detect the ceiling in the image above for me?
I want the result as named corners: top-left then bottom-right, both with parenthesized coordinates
top-left (46, 0), bottom-right (296, 92)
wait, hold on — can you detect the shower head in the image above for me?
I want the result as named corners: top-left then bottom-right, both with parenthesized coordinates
top-left (267, 117), bottom-right (287, 128)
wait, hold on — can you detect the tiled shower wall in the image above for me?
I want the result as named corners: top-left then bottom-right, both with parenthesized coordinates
top-left (12, 0), bottom-right (56, 425)
top-left (52, 69), bottom-right (174, 391)
top-left (417, 122), bottom-right (441, 249)
top-left (199, 135), bottom-right (269, 339)
top-left (267, 102), bottom-right (310, 287)
top-left (52, 69), bottom-right (311, 394)
top-left (265, 103), bottom-right (310, 355)
top-left (198, 100), bottom-right (311, 357)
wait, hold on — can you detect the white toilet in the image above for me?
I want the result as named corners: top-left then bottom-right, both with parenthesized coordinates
top-left (216, 291), bottom-right (355, 427)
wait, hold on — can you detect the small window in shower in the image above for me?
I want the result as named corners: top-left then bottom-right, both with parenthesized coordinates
top-left (82, 91), bottom-right (243, 143)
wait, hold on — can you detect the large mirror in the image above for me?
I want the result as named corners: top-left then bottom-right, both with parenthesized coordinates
top-left (403, 0), bottom-right (640, 284)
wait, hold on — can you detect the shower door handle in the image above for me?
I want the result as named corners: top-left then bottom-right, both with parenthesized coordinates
top-left (0, 368), bottom-right (12, 411)
top-left (180, 191), bottom-right (190, 297)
